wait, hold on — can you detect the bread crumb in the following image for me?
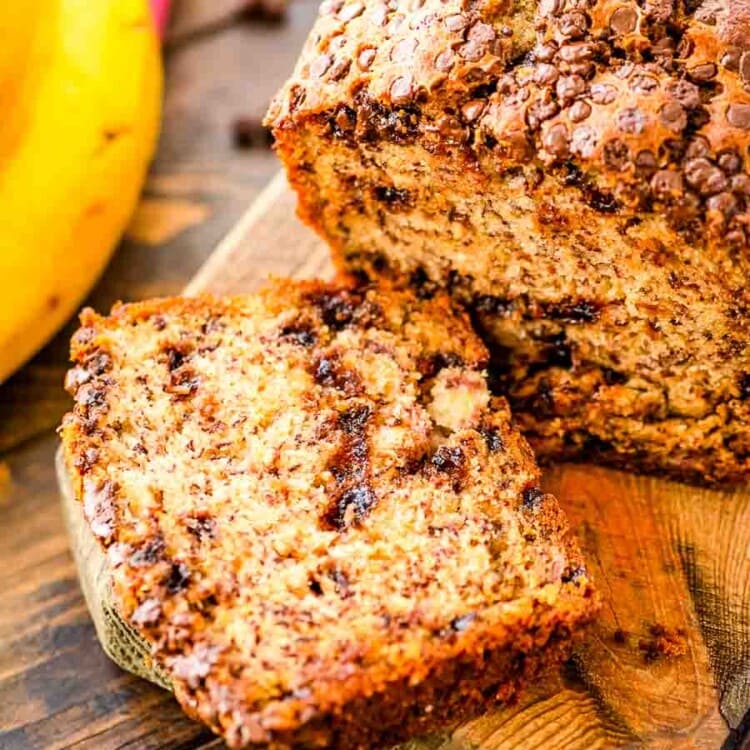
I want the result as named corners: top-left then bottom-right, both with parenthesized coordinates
top-left (639, 624), bottom-right (688, 663)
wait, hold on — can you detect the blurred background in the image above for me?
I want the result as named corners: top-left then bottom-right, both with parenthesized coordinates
top-left (0, 0), bottom-right (319, 452)
top-left (0, 2), bottom-right (320, 746)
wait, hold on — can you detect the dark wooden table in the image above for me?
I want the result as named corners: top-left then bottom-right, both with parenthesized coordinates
top-left (0, 2), bottom-right (317, 747)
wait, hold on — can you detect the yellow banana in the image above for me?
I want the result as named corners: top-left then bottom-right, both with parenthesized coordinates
top-left (0, 0), bottom-right (162, 383)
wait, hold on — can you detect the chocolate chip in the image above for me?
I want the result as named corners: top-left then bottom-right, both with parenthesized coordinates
top-left (467, 21), bottom-right (496, 43)
top-left (685, 135), bottom-right (711, 160)
top-left (288, 84), bottom-right (306, 113)
top-left (689, 62), bottom-right (717, 81)
top-left (545, 299), bottom-right (601, 323)
top-left (706, 191), bottom-right (737, 215)
top-left (556, 74), bottom-right (586, 103)
top-left (568, 100), bottom-right (592, 122)
top-left (166, 563), bottom-right (191, 593)
top-left (390, 38), bottom-right (418, 63)
top-left (602, 367), bottom-right (627, 385)
top-left (166, 348), bottom-right (188, 372)
top-left (390, 75), bottom-right (415, 104)
top-left (326, 485), bottom-right (377, 529)
top-left (559, 10), bottom-right (589, 39)
top-left (726, 227), bottom-right (747, 246)
top-left (522, 486), bottom-right (545, 510)
top-left (338, 0), bottom-right (363, 21)
top-left (434, 50), bottom-right (455, 71)
top-left (562, 564), bottom-right (587, 583)
top-left (461, 99), bottom-right (486, 122)
top-left (676, 36), bottom-right (694, 58)
top-left (740, 53), bottom-right (750, 86)
top-left (480, 427), bottom-right (504, 452)
top-left (618, 106), bottom-right (648, 134)
top-left (570, 125), bottom-right (598, 157)
top-left (280, 323), bottom-right (317, 347)
top-left (590, 83), bottom-right (617, 104)
top-left (170, 645), bottom-right (219, 689)
top-left (543, 123), bottom-right (570, 157)
top-left (650, 35), bottom-right (674, 56)
top-left (358, 47), bottom-right (376, 70)
top-left (329, 57), bottom-right (351, 81)
top-left (718, 150), bottom-right (743, 174)
top-left (331, 105), bottom-right (356, 136)
top-left (558, 41), bottom-right (596, 63)
top-left (534, 42), bottom-right (558, 62)
top-left (610, 6), bottom-right (637, 33)
top-left (185, 515), bottom-right (217, 541)
top-left (130, 538), bottom-right (165, 566)
top-left (444, 13), bottom-right (467, 31)
top-left (131, 598), bottom-right (161, 626)
top-left (373, 184), bottom-right (413, 205)
top-left (603, 138), bottom-right (630, 170)
top-left (659, 101), bottom-right (687, 132)
top-left (740, 374), bottom-right (750, 399)
top-left (310, 54), bottom-right (332, 79)
top-left (731, 174), bottom-right (750, 195)
top-left (338, 405), bottom-right (372, 435)
top-left (458, 40), bottom-right (484, 61)
top-left (526, 98), bottom-right (560, 130)
top-left (693, 1), bottom-right (718, 24)
top-left (635, 149), bottom-right (657, 178)
top-left (64, 366), bottom-right (91, 394)
top-left (651, 169), bottom-right (684, 197)
top-left (327, 568), bottom-right (350, 592)
top-left (83, 479), bottom-right (117, 542)
top-left (534, 63), bottom-right (560, 85)
top-left (432, 446), bottom-right (465, 473)
top-left (630, 74), bottom-right (659, 94)
top-left (666, 80), bottom-right (700, 109)
top-left (727, 104), bottom-right (750, 129)
top-left (721, 48), bottom-right (741, 72)
top-left (685, 158), bottom-right (728, 195)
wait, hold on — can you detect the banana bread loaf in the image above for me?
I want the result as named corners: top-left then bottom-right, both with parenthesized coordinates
top-left (267, 0), bottom-right (750, 485)
top-left (60, 280), bottom-right (596, 749)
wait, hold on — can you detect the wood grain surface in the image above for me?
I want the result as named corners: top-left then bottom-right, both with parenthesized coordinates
top-left (1, 2), bottom-right (749, 749)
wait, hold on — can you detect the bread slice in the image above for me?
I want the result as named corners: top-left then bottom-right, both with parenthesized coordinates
top-left (267, 0), bottom-right (750, 485)
top-left (60, 279), bottom-right (596, 749)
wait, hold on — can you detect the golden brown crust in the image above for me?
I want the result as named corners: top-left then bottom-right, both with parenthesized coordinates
top-left (60, 280), bottom-right (596, 749)
top-left (268, 0), bottom-right (750, 247)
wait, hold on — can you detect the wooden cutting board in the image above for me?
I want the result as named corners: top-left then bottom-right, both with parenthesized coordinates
top-left (184, 173), bottom-right (750, 750)
top-left (2, 172), bottom-right (749, 750)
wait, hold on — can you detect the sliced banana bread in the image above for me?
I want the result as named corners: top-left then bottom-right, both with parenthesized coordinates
top-left (267, 0), bottom-right (750, 485)
top-left (60, 280), bottom-right (596, 749)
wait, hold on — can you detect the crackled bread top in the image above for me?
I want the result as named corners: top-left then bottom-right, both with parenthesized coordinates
top-left (268, 0), bottom-right (750, 248)
top-left (60, 280), bottom-right (594, 747)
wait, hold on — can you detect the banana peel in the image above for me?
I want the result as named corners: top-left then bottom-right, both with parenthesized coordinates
top-left (0, 0), bottom-right (162, 384)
